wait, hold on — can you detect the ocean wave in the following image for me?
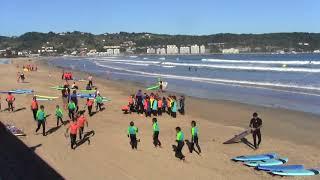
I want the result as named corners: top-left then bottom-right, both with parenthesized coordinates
top-left (162, 62), bottom-right (320, 73)
top-left (162, 65), bottom-right (176, 68)
top-left (202, 58), bottom-right (320, 65)
top-left (95, 58), bottom-right (160, 64)
top-left (93, 61), bottom-right (320, 92)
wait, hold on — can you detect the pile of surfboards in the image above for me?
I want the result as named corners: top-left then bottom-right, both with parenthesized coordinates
top-left (232, 153), bottom-right (319, 176)
top-left (5, 124), bottom-right (26, 136)
top-left (0, 89), bottom-right (33, 94)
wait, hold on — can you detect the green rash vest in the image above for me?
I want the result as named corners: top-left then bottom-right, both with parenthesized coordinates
top-left (68, 102), bottom-right (76, 110)
top-left (128, 126), bottom-right (138, 135)
top-left (95, 96), bottom-right (103, 104)
top-left (55, 108), bottom-right (63, 118)
top-left (36, 110), bottom-right (46, 121)
top-left (191, 127), bottom-right (198, 138)
top-left (176, 131), bottom-right (184, 141)
top-left (153, 122), bottom-right (159, 132)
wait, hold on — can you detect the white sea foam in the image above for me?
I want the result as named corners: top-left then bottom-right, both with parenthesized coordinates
top-left (202, 58), bottom-right (320, 65)
top-left (162, 62), bottom-right (320, 73)
top-left (93, 61), bottom-right (320, 92)
top-left (96, 58), bottom-right (160, 64)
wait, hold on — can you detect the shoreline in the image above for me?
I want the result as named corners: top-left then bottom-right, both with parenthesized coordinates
top-left (1, 57), bottom-right (319, 179)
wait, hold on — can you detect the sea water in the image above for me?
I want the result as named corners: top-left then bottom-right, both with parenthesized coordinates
top-left (48, 53), bottom-right (320, 115)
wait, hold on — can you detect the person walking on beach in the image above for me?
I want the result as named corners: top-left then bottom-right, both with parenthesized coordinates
top-left (135, 90), bottom-right (144, 114)
top-left (65, 118), bottom-right (79, 150)
top-left (175, 127), bottom-right (185, 160)
top-left (61, 86), bottom-right (69, 109)
top-left (6, 92), bottom-right (15, 112)
top-left (68, 100), bottom-right (77, 120)
top-left (69, 90), bottom-right (79, 112)
top-left (190, 121), bottom-right (201, 154)
top-left (88, 75), bottom-right (93, 87)
top-left (127, 121), bottom-right (138, 150)
top-left (152, 118), bottom-right (161, 147)
top-left (35, 105), bottom-right (47, 136)
top-left (30, 96), bottom-right (38, 120)
top-left (77, 113), bottom-right (88, 140)
top-left (95, 94), bottom-right (103, 111)
top-left (85, 98), bottom-right (94, 116)
top-left (179, 96), bottom-right (185, 115)
top-left (249, 112), bottom-right (263, 149)
top-left (55, 105), bottom-right (64, 127)
top-left (171, 96), bottom-right (177, 118)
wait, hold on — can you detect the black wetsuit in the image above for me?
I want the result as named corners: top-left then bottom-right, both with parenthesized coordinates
top-left (250, 117), bottom-right (262, 149)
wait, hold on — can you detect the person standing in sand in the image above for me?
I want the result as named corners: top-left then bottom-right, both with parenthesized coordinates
top-left (6, 92), bottom-right (15, 112)
top-left (190, 121), bottom-right (201, 154)
top-left (55, 105), bottom-right (64, 127)
top-left (249, 112), bottom-right (263, 149)
top-left (30, 96), bottom-right (39, 121)
top-left (175, 127), bottom-right (185, 160)
top-left (35, 105), bottom-right (47, 136)
top-left (88, 75), bottom-right (93, 87)
top-left (67, 100), bottom-right (76, 121)
top-left (127, 121), bottom-right (138, 150)
top-left (152, 118), bottom-right (161, 148)
top-left (85, 98), bottom-right (94, 116)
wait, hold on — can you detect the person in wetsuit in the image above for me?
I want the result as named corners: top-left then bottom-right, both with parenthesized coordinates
top-left (249, 112), bottom-right (263, 149)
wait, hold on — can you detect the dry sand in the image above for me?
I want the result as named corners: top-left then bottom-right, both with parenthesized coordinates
top-left (0, 58), bottom-right (319, 180)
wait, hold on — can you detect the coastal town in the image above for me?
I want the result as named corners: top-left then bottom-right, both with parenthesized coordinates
top-left (1, 32), bottom-right (320, 58)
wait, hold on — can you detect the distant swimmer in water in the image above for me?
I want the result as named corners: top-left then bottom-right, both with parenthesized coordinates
top-left (188, 67), bottom-right (191, 71)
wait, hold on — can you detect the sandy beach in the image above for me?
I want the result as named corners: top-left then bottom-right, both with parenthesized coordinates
top-left (0, 57), bottom-right (320, 180)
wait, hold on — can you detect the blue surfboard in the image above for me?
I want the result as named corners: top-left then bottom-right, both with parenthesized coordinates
top-left (232, 153), bottom-right (277, 162)
top-left (258, 165), bottom-right (304, 171)
top-left (244, 157), bottom-right (288, 167)
top-left (271, 169), bottom-right (320, 176)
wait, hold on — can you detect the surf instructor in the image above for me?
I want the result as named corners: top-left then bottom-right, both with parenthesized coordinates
top-left (249, 112), bottom-right (262, 149)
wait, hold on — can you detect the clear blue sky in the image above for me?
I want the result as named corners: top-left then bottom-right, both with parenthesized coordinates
top-left (1, 0), bottom-right (319, 36)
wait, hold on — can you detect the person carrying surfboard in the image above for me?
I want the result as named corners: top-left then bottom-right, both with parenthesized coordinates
top-left (127, 121), bottom-right (138, 150)
top-left (35, 105), bottom-right (47, 136)
top-left (55, 105), bottom-right (64, 127)
top-left (152, 118), bottom-right (161, 148)
top-left (175, 126), bottom-right (185, 160)
top-left (6, 92), bottom-right (15, 112)
top-left (249, 112), bottom-right (263, 149)
top-left (190, 121), bottom-right (201, 154)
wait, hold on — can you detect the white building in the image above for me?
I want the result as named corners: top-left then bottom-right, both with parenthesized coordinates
top-left (166, 45), bottom-right (178, 54)
top-left (113, 49), bottom-right (120, 55)
top-left (222, 48), bottom-right (240, 54)
top-left (200, 45), bottom-right (206, 54)
top-left (179, 46), bottom-right (190, 54)
top-left (106, 49), bottom-right (114, 55)
top-left (147, 47), bottom-right (156, 54)
top-left (190, 45), bottom-right (200, 54)
top-left (156, 48), bottom-right (166, 55)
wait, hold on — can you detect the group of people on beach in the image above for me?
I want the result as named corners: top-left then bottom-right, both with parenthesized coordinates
top-left (123, 90), bottom-right (185, 118)
top-left (127, 119), bottom-right (201, 160)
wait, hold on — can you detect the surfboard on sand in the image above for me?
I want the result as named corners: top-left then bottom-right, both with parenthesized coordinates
top-left (36, 95), bottom-right (59, 99)
top-left (223, 129), bottom-right (252, 144)
top-left (5, 124), bottom-right (26, 136)
top-left (271, 169), bottom-right (320, 176)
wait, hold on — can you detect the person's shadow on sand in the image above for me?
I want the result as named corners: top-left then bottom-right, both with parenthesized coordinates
top-left (241, 138), bottom-right (256, 150)
top-left (185, 140), bottom-right (200, 155)
top-left (75, 130), bottom-right (95, 149)
top-left (30, 144), bottom-right (42, 151)
top-left (13, 107), bottom-right (26, 112)
top-left (46, 126), bottom-right (61, 135)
